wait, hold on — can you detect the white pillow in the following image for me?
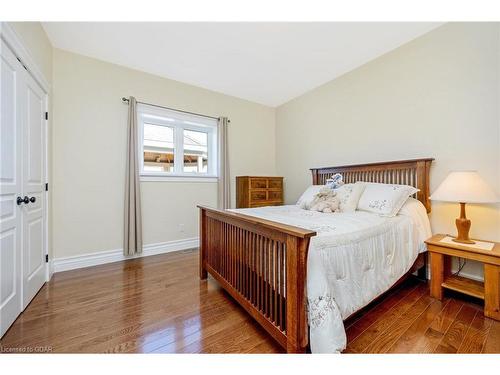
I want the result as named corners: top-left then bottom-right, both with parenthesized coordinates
top-left (398, 197), bottom-right (426, 217)
top-left (357, 182), bottom-right (419, 217)
top-left (398, 198), bottom-right (432, 251)
top-left (296, 185), bottom-right (325, 209)
top-left (335, 182), bottom-right (366, 212)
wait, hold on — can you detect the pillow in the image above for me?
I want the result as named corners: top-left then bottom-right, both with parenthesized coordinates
top-left (335, 182), bottom-right (366, 212)
top-left (357, 182), bottom-right (419, 217)
top-left (398, 198), bottom-right (432, 252)
top-left (398, 197), bottom-right (426, 217)
top-left (296, 185), bottom-right (325, 209)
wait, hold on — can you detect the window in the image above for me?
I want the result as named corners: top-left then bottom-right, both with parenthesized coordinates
top-left (138, 104), bottom-right (218, 179)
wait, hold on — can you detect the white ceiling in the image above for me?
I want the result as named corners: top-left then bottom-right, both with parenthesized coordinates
top-left (42, 22), bottom-right (442, 107)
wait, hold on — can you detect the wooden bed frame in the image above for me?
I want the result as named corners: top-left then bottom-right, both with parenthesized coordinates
top-left (198, 158), bottom-right (434, 353)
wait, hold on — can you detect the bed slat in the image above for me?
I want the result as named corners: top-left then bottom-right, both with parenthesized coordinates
top-left (199, 207), bottom-right (315, 351)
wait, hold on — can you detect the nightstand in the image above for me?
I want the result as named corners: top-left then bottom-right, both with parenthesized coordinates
top-left (425, 234), bottom-right (500, 321)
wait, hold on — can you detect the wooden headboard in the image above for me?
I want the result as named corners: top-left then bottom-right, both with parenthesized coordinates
top-left (310, 158), bottom-right (434, 212)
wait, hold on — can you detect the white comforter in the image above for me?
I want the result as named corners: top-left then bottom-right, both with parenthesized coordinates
top-left (231, 202), bottom-right (431, 353)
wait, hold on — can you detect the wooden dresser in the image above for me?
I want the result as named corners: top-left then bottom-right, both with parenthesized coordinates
top-left (236, 176), bottom-right (284, 208)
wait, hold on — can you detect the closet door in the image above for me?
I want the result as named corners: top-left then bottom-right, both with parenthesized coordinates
top-left (22, 70), bottom-right (47, 309)
top-left (0, 40), bottom-right (23, 337)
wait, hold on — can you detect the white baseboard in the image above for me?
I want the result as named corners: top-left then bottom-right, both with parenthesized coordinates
top-left (52, 237), bottom-right (199, 273)
top-left (47, 259), bottom-right (54, 281)
top-left (424, 265), bottom-right (484, 282)
top-left (451, 269), bottom-right (483, 282)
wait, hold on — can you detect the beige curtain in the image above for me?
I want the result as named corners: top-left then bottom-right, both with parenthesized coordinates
top-left (217, 117), bottom-right (230, 209)
top-left (124, 96), bottom-right (143, 255)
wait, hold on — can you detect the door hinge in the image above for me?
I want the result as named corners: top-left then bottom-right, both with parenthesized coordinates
top-left (45, 183), bottom-right (49, 191)
top-left (45, 112), bottom-right (48, 120)
top-left (45, 254), bottom-right (49, 263)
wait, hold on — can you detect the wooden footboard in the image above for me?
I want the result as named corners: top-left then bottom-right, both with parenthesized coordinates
top-left (198, 205), bottom-right (316, 353)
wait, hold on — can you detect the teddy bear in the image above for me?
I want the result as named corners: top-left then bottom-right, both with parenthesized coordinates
top-left (326, 173), bottom-right (344, 189)
top-left (306, 187), bottom-right (340, 213)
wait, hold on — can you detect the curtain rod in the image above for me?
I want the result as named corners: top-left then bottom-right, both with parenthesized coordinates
top-left (121, 97), bottom-right (229, 122)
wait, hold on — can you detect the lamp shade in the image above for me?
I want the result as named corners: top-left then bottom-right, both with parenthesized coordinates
top-left (430, 171), bottom-right (498, 203)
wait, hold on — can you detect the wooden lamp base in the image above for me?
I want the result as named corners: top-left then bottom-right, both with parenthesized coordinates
top-left (452, 202), bottom-right (476, 244)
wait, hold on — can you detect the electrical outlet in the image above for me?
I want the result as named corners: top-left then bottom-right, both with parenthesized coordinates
top-left (179, 224), bottom-right (185, 233)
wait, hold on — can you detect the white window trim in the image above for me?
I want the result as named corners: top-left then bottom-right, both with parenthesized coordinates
top-left (140, 176), bottom-right (218, 183)
top-left (137, 104), bottom-right (218, 180)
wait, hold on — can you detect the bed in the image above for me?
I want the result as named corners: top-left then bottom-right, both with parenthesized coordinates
top-left (198, 158), bottom-right (434, 353)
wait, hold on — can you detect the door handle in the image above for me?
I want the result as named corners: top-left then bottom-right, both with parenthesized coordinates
top-left (17, 196), bottom-right (29, 205)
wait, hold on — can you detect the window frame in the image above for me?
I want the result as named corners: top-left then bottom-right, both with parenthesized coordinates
top-left (137, 104), bottom-right (218, 181)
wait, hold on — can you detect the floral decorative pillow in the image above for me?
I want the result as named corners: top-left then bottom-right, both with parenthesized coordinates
top-left (335, 182), bottom-right (366, 213)
top-left (357, 183), bottom-right (419, 217)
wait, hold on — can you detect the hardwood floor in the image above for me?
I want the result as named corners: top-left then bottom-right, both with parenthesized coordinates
top-left (344, 278), bottom-right (500, 353)
top-left (1, 249), bottom-right (499, 353)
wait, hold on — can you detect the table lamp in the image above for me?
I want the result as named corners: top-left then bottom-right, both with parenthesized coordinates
top-left (430, 171), bottom-right (498, 244)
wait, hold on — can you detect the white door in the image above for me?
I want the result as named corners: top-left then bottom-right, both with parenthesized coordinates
top-left (0, 40), bottom-right (47, 337)
top-left (0, 40), bottom-right (23, 337)
top-left (22, 70), bottom-right (46, 309)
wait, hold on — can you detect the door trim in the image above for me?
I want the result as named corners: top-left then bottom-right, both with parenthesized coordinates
top-left (0, 23), bottom-right (51, 92)
top-left (0, 22), bottom-right (51, 282)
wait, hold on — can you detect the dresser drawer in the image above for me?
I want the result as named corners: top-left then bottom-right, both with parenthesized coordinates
top-left (250, 178), bottom-right (268, 189)
top-left (268, 178), bottom-right (283, 189)
top-left (250, 190), bottom-right (267, 202)
top-left (268, 190), bottom-right (282, 202)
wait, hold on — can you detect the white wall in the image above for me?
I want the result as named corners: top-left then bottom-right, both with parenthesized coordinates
top-left (12, 22), bottom-right (500, 280)
top-left (52, 49), bottom-right (276, 259)
top-left (276, 23), bottom-right (500, 279)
